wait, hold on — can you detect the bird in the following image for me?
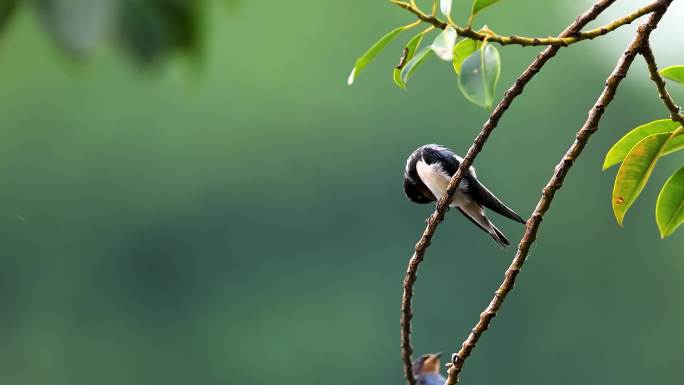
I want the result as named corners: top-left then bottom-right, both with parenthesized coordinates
top-left (403, 144), bottom-right (526, 247)
top-left (413, 352), bottom-right (446, 385)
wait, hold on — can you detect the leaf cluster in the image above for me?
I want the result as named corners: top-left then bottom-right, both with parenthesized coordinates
top-left (604, 67), bottom-right (684, 238)
top-left (348, 0), bottom-right (502, 110)
top-left (0, 0), bottom-right (210, 66)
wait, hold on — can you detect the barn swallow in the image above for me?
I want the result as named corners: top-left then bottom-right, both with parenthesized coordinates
top-left (404, 144), bottom-right (526, 247)
top-left (413, 352), bottom-right (446, 385)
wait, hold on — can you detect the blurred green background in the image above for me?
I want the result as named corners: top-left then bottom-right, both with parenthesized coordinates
top-left (0, 1), bottom-right (683, 384)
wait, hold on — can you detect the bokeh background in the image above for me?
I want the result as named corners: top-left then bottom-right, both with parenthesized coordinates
top-left (0, 1), bottom-right (683, 384)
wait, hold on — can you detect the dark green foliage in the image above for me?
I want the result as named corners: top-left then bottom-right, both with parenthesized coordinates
top-left (0, 0), bottom-right (210, 65)
top-left (117, 0), bottom-right (203, 65)
top-left (0, 0), bottom-right (18, 34)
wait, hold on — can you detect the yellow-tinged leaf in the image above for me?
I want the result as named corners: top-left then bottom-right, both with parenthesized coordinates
top-left (603, 119), bottom-right (681, 170)
top-left (612, 133), bottom-right (670, 225)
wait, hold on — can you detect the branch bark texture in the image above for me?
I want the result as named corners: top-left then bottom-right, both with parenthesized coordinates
top-left (400, 1), bottom-right (618, 384)
top-left (640, 43), bottom-right (684, 127)
top-left (445, 2), bottom-right (673, 384)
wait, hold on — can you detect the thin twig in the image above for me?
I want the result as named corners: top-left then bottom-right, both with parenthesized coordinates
top-left (445, 2), bottom-right (673, 384)
top-left (640, 43), bottom-right (684, 126)
top-left (400, 1), bottom-right (617, 384)
top-left (391, 0), bottom-right (660, 47)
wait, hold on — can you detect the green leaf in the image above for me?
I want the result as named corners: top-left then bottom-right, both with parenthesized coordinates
top-left (452, 38), bottom-right (481, 75)
top-left (656, 166), bottom-right (684, 238)
top-left (440, 0), bottom-right (452, 17)
top-left (457, 44), bottom-right (500, 110)
top-left (34, 0), bottom-right (111, 56)
top-left (394, 31), bottom-right (428, 89)
top-left (348, 26), bottom-right (408, 85)
top-left (603, 119), bottom-right (681, 170)
top-left (431, 26), bottom-right (457, 61)
top-left (471, 0), bottom-right (502, 18)
top-left (660, 65), bottom-right (684, 85)
top-left (400, 46), bottom-right (433, 86)
top-left (612, 133), bottom-right (673, 225)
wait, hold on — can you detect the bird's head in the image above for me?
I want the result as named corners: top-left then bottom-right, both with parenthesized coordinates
top-left (412, 352), bottom-right (442, 375)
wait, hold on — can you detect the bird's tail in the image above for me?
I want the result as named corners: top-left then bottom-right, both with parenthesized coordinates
top-left (489, 223), bottom-right (510, 248)
top-left (457, 206), bottom-right (510, 248)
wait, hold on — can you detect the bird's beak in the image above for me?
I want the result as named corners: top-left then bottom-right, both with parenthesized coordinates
top-left (434, 352), bottom-right (443, 359)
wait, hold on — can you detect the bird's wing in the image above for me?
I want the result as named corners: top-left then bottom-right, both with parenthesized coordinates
top-left (464, 174), bottom-right (526, 223)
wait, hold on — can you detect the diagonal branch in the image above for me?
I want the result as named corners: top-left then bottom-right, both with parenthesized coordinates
top-left (444, 2), bottom-right (673, 384)
top-left (391, 0), bottom-right (660, 47)
top-left (400, 1), bottom-right (617, 384)
top-left (640, 43), bottom-right (684, 127)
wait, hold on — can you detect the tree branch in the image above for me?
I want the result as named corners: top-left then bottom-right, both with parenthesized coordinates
top-left (640, 43), bottom-right (684, 127)
top-left (400, 1), bottom-right (618, 384)
top-left (391, 0), bottom-right (660, 47)
top-left (444, 2), bottom-right (673, 384)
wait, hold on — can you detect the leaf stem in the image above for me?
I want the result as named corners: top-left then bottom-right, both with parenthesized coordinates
top-left (640, 43), bottom-right (684, 127)
top-left (391, 0), bottom-right (661, 47)
top-left (403, 19), bottom-right (424, 30)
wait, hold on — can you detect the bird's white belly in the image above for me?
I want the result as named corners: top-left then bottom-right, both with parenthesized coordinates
top-left (415, 160), bottom-right (469, 207)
